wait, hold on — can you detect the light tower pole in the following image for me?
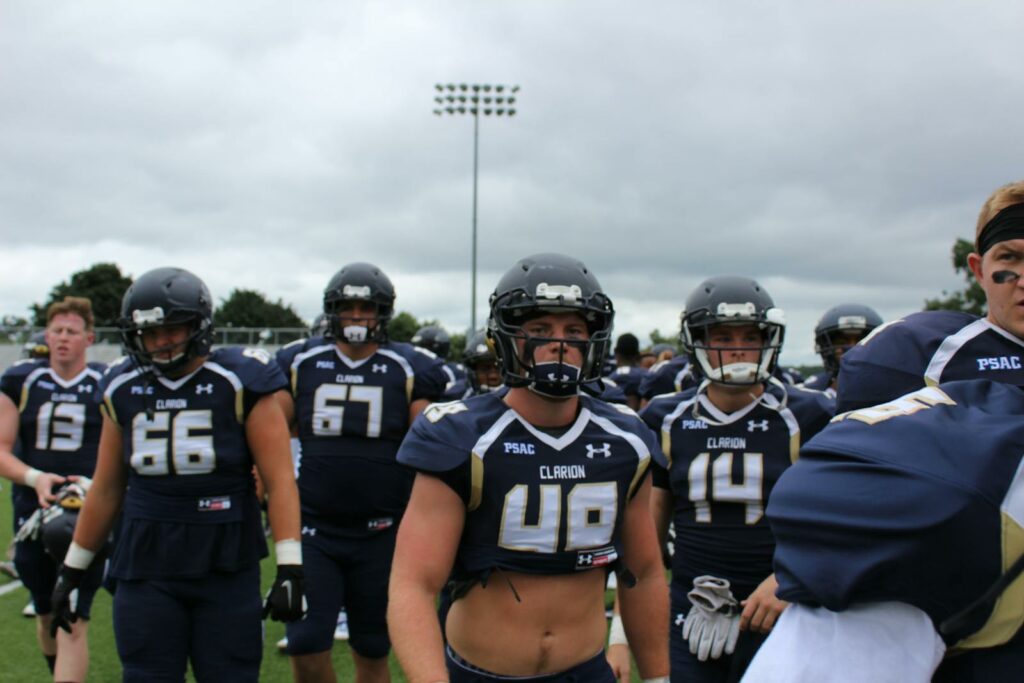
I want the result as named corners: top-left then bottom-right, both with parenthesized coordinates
top-left (433, 82), bottom-right (519, 333)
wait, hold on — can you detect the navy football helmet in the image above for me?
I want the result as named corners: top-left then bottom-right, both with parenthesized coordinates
top-left (814, 304), bottom-right (883, 378)
top-left (463, 329), bottom-right (501, 393)
top-left (22, 331), bottom-right (49, 359)
top-left (680, 276), bottom-right (785, 386)
top-left (118, 267), bottom-right (214, 374)
top-left (488, 253), bottom-right (614, 398)
top-left (40, 483), bottom-right (87, 562)
top-left (323, 262), bottom-right (395, 344)
top-left (411, 325), bottom-right (451, 359)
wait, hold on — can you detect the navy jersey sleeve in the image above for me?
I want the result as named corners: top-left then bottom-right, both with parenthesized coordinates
top-left (210, 347), bottom-right (289, 419)
top-left (408, 345), bottom-right (449, 402)
top-left (274, 338), bottom-right (307, 379)
top-left (638, 358), bottom-right (680, 400)
top-left (786, 386), bottom-right (836, 443)
top-left (397, 400), bottom-right (474, 473)
top-left (836, 311), bottom-right (976, 413)
top-left (0, 360), bottom-right (36, 404)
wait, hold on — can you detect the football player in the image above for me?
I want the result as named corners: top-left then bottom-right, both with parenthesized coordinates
top-left (0, 297), bottom-right (103, 682)
top-left (836, 181), bottom-right (1024, 412)
top-left (461, 328), bottom-right (502, 397)
top-left (276, 262), bottom-right (448, 683)
top-left (800, 303), bottom-right (882, 395)
top-left (48, 267), bottom-right (305, 682)
top-left (640, 276), bottom-right (834, 682)
top-left (743, 380), bottom-right (1024, 682)
top-left (607, 333), bottom-right (649, 411)
top-left (412, 324), bottom-right (469, 401)
top-left (388, 253), bottom-right (670, 682)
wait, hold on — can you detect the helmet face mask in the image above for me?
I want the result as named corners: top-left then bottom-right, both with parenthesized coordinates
top-left (681, 277), bottom-right (785, 387)
top-left (118, 267), bottom-right (214, 375)
top-left (814, 304), bottom-right (883, 377)
top-left (488, 253), bottom-right (614, 399)
top-left (323, 263), bottom-right (395, 345)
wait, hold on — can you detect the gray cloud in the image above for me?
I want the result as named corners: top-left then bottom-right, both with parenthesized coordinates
top-left (3, 1), bottom-right (1018, 364)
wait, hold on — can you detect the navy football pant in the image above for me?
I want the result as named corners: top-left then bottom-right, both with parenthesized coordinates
top-left (285, 526), bottom-right (395, 658)
top-left (670, 585), bottom-right (767, 683)
top-left (447, 645), bottom-right (616, 682)
top-left (112, 566), bottom-right (262, 683)
top-left (15, 538), bottom-right (104, 618)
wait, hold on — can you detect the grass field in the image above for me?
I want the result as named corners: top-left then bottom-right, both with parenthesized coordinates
top-left (0, 495), bottom-right (644, 682)
top-left (0, 495), bottom-right (405, 682)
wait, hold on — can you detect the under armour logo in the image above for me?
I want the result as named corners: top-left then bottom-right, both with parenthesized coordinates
top-left (78, 384), bottom-right (93, 393)
top-left (196, 383), bottom-right (214, 394)
top-left (747, 419), bottom-right (769, 432)
top-left (301, 526), bottom-right (317, 537)
top-left (578, 553), bottom-right (593, 565)
top-left (546, 371), bottom-right (571, 382)
top-left (585, 443), bottom-right (612, 459)
top-left (372, 364), bottom-right (388, 374)
top-left (675, 613), bottom-right (685, 626)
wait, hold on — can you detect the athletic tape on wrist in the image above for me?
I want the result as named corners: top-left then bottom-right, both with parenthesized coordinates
top-left (24, 468), bottom-right (42, 488)
top-left (64, 541), bottom-right (96, 570)
top-left (608, 614), bottom-right (628, 646)
top-left (275, 538), bottom-right (302, 566)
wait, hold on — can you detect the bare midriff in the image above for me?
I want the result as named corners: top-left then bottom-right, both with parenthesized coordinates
top-left (445, 569), bottom-right (608, 675)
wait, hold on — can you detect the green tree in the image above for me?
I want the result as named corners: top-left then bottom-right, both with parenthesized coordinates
top-left (32, 263), bottom-right (133, 328)
top-left (448, 332), bottom-right (466, 362)
top-left (213, 289), bottom-right (305, 328)
top-left (924, 238), bottom-right (986, 315)
top-left (647, 328), bottom-right (679, 351)
top-left (387, 311), bottom-right (422, 343)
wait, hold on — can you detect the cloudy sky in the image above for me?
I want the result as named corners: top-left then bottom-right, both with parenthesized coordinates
top-left (2, 1), bottom-right (1020, 364)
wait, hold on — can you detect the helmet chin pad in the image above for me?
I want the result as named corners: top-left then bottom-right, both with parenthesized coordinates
top-left (714, 361), bottom-right (759, 384)
top-left (342, 325), bottom-right (370, 343)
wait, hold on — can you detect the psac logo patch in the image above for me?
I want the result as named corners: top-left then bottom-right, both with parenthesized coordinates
top-left (504, 441), bottom-right (536, 455)
top-left (976, 356), bottom-right (1022, 371)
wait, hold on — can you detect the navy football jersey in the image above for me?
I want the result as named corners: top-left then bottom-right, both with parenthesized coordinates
top-left (770, 380), bottom-right (1024, 659)
top-left (100, 347), bottom-right (286, 579)
top-left (276, 337), bottom-right (447, 534)
top-left (641, 381), bottom-right (834, 595)
top-left (639, 356), bottom-right (699, 402)
top-left (1, 359), bottom-right (105, 521)
top-left (398, 391), bottom-right (666, 578)
top-left (836, 310), bottom-right (1024, 413)
top-left (609, 365), bottom-right (647, 402)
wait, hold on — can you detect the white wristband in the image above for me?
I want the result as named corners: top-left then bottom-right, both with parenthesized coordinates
top-left (608, 614), bottom-right (628, 647)
top-left (64, 541), bottom-right (96, 570)
top-left (275, 538), bottom-right (302, 566)
top-left (642, 678), bottom-right (669, 683)
top-left (23, 468), bottom-right (43, 488)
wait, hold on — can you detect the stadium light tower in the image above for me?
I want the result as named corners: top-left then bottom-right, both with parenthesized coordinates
top-left (433, 82), bottom-right (520, 333)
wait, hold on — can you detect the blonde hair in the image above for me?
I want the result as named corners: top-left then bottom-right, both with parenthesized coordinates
top-left (46, 296), bottom-right (94, 330)
top-left (976, 180), bottom-right (1024, 246)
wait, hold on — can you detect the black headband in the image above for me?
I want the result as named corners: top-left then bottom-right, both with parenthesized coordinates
top-left (977, 203), bottom-right (1024, 255)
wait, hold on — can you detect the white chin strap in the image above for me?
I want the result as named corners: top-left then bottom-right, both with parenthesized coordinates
top-left (342, 325), bottom-right (369, 343)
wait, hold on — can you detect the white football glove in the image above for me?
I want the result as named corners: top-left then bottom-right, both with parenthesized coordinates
top-left (682, 575), bottom-right (741, 661)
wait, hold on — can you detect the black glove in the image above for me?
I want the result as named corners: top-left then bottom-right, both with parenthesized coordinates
top-left (263, 564), bottom-right (307, 622)
top-left (50, 565), bottom-right (85, 637)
